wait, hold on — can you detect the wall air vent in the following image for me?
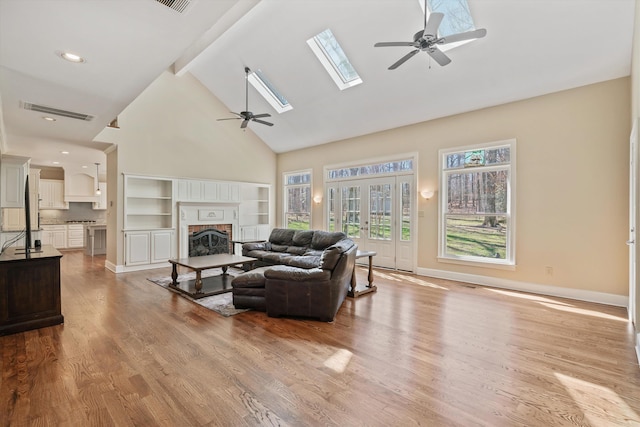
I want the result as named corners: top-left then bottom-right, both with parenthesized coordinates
top-left (21, 102), bottom-right (94, 121)
top-left (155, 0), bottom-right (191, 13)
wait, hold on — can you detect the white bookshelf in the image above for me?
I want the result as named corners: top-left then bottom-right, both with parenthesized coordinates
top-left (124, 175), bottom-right (174, 230)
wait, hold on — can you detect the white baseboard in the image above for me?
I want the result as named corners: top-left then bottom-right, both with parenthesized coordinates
top-left (636, 332), bottom-right (640, 366)
top-left (416, 267), bottom-right (628, 307)
top-left (108, 262), bottom-right (170, 274)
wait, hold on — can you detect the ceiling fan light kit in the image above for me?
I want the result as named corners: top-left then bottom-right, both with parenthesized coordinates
top-left (217, 67), bottom-right (273, 129)
top-left (374, 0), bottom-right (486, 70)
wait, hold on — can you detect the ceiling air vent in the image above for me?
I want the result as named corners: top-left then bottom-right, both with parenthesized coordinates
top-left (21, 102), bottom-right (94, 121)
top-left (155, 0), bottom-right (191, 13)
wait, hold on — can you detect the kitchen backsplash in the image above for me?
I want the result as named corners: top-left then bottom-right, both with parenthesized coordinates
top-left (40, 202), bottom-right (106, 224)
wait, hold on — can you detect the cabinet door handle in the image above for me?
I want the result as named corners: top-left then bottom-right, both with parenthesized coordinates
top-left (627, 240), bottom-right (635, 245)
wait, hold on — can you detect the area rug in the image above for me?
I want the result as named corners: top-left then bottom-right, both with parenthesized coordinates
top-left (147, 269), bottom-right (250, 317)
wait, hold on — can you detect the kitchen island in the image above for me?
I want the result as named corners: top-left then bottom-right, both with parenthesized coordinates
top-left (85, 224), bottom-right (106, 256)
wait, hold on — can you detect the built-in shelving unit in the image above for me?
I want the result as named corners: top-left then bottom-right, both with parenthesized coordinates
top-left (124, 175), bottom-right (174, 230)
top-left (239, 184), bottom-right (271, 240)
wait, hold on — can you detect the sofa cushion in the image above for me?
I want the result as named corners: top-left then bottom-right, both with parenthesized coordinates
top-left (270, 244), bottom-right (289, 253)
top-left (269, 228), bottom-right (295, 246)
top-left (320, 239), bottom-right (356, 270)
top-left (261, 252), bottom-right (291, 263)
top-left (311, 231), bottom-right (347, 250)
top-left (304, 249), bottom-right (324, 257)
top-left (231, 267), bottom-right (270, 288)
top-left (292, 230), bottom-right (314, 247)
top-left (283, 255), bottom-right (321, 269)
top-left (286, 246), bottom-right (307, 255)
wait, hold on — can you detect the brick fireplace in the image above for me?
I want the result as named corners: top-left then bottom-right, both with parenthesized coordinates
top-left (177, 202), bottom-right (238, 258)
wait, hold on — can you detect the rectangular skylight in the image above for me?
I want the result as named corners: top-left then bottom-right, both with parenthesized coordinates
top-left (420, 0), bottom-right (477, 51)
top-left (248, 69), bottom-right (292, 114)
top-left (307, 28), bottom-right (362, 91)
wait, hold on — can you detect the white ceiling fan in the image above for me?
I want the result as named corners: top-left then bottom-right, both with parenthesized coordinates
top-left (374, 0), bottom-right (487, 69)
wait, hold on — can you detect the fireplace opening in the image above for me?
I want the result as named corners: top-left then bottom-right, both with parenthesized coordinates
top-left (188, 224), bottom-right (232, 256)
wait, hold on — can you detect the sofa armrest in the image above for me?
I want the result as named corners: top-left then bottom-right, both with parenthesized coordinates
top-left (242, 241), bottom-right (268, 251)
top-left (264, 265), bottom-right (331, 282)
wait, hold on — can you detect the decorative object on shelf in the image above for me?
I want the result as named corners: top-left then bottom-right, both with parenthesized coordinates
top-left (374, 0), bottom-right (486, 69)
top-left (217, 67), bottom-right (274, 129)
top-left (95, 163), bottom-right (101, 195)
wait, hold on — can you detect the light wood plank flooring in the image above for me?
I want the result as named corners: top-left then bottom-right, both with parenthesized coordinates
top-left (1, 250), bottom-right (640, 426)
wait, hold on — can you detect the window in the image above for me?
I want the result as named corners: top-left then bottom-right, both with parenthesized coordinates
top-left (284, 171), bottom-right (311, 230)
top-left (248, 69), bottom-right (292, 114)
top-left (422, 0), bottom-right (480, 52)
top-left (439, 140), bottom-right (516, 267)
top-left (327, 159), bottom-right (413, 180)
top-left (307, 28), bottom-right (362, 90)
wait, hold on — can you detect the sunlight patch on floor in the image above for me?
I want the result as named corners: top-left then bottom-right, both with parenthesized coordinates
top-left (486, 288), bottom-right (572, 305)
top-left (375, 271), bottom-right (448, 290)
top-left (539, 303), bottom-right (628, 322)
top-left (555, 372), bottom-right (640, 424)
top-left (323, 349), bottom-right (353, 373)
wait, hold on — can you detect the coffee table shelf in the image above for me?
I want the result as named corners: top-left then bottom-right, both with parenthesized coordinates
top-left (168, 253), bottom-right (256, 299)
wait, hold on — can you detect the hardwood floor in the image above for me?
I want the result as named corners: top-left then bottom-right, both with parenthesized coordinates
top-left (1, 250), bottom-right (640, 426)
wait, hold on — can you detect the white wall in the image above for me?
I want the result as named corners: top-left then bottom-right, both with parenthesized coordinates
top-left (94, 70), bottom-right (277, 267)
top-left (278, 77), bottom-right (631, 300)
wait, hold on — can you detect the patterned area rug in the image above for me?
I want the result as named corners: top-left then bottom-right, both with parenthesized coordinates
top-left (147, 269), bottom-right (250, 317)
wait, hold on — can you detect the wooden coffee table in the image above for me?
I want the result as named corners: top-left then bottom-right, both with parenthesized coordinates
top-left (168, 253), bottom-right (256, 299)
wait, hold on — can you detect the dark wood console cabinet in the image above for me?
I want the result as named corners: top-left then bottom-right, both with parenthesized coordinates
top-left (0, 246), bottom-right (63, 336)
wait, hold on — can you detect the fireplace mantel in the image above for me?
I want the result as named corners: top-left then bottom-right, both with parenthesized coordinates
top-left (177, 202), bottom-right (239, 258)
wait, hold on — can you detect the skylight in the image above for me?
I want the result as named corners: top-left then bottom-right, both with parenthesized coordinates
top-left (307, 28), bottom-right (362, 91)
top-left (248, 69), bottom-right (292, 114)
top-left (421, 0), bottom-right (477, 52)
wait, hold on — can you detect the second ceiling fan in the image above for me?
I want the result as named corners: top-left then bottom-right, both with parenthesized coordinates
top-left (218, 67), bottom-right (273, 129)
top-left (374, 0), bottom-right (486, 69)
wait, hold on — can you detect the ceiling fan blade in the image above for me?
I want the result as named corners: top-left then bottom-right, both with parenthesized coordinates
top-left (253, 119), bottom-right (274, 126)
top-left (252, 113), bottom-right (271, 119)
top-left (424, 12), bottom-right (444, 37)
top-left (374, 41), bottom-right (417, 47)
top-left (240, 119), bottom-right (249, 129)
top-left (217, 117), bottom-right (241, 121)
top-left (427, 47), bottom-right (451, 66)
top-left (388, 49), bottom-right (420, 70)
top-left (439, 28), bottom-right (487, 45)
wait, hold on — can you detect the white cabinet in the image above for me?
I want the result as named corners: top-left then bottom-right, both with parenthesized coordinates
top-left (176, 179), bottom-right (240, 203)
top-left (40, 180), bottom-right (68, 209)
top-left (1, 155), bottom-right (29, 208)
top-left (125, 229), bottom-right (174, 266)
top-left (125, 231), bottom-right (151, 266)
top-left (0, 230), bottom-right (41, 250)
top-left (41, 225), bottom-right (67, 249)
top-left (66, 224), bottom-right (84, 248)
top-left (93, 182), bottom-right (107, 210)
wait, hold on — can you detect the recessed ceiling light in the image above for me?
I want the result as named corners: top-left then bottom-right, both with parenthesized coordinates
top-left (81, 165), bottom-right (88, 169)
top-left (57, 51), bottom-right (86, 63)
top-left (61, 151), bottom-right (69, 155)
top-left (42, 116), bottom-right (56, 122)
top-left (52, 161), bottom-right (60, 165)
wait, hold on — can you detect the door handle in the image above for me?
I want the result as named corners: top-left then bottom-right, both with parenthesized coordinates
top-left (627, 240), bottom-right (635, 245)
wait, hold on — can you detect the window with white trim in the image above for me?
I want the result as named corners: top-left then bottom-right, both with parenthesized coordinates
top-left (439, 140), bottom-right (516, 266)
top-left (284, 170), bottom-right (311, 230)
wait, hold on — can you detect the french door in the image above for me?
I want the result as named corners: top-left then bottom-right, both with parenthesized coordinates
top-left (328, 176), bottom-right (414, 271)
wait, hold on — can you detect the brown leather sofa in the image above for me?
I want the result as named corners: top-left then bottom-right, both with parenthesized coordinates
top-left (232, 229), bottom-right (357, 321)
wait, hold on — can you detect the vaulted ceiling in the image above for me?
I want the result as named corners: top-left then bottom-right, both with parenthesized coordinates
top-left (0, 0), bottom-right (636, 168)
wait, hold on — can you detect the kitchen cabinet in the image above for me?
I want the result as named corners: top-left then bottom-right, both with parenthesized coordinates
top-left (0, 155), bottom-right (29, 208)
top-left (41, 225), bottom-right (67, 249)
top-left (66, 224), bottom-right (84, 248)
top-left (0, 230), bottom-right (41, 250)
top-left (1, 169), bottom-right (40, 231)
top-left (40, 180), bottom-right (68, 209)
